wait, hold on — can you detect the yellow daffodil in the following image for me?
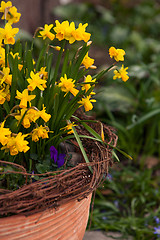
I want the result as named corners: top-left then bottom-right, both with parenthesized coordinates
top-left (109, 46), bottom-right (125, 62)
top-left (58, 74), bottom-right (79, 96)
top-left (15, 89), bottom-right (36, 108)
top-left (0, 47), bottom-right (5, 66)
top-left (61, 122), bottom-right (77, 134)
top-left (32, 125), bottom-right (49, 142)
top-left (0, 90), bottom-right (6, 104)
top-left (113, 65), bottom-right (129, 82)
top-left (0, 23), bottom-right (19, 45)
top-left (81, 75), bottom-right (96, 94)
top-left (0, 121), bottom-right (11, 146)
top-left (15, 108), bottom-right (39, 128)
top-left (39, 24), bottom-right (55, 40)
top-left (78, 96), bottom-right (96, 111)
top-left (0, 85), bottom-right (10, 104)
top-left (72, 23), bottom-right (91, 42)
top-left (54, 20), bottom-right (76, 44)
top-left (38, 105), bottom-right (51, 122)
top-left (0, 67), bottom-right (12, 85)
top-left (0, 1), bottom-right (12, 13)
top-left (27, 71), bottom-right (47, 91)
top-left (39, 67), bottom-right (48, 80)
top-left (2, 132), bottom-right (29, 155)
top-left (82, 52), bottom-right (94, 69)
top-left (2, 6), bottom-right (21, 24)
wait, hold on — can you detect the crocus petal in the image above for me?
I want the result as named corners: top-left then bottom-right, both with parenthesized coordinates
top-left (57, 153), bottom-right (66, 168)
top-left (50, 145), bottom-right (58, 163)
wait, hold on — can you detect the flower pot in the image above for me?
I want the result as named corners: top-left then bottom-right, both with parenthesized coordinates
top-left (0, 194), bottom-right (92, 240)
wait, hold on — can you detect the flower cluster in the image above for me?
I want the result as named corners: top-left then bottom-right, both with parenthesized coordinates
top-left (0, 1), bottom-right (129, 180)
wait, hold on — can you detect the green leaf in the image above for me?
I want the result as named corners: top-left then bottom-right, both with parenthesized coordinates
top-left (71, 123), bottom-right (93, 173)
top-left (10, 56), bottom-right (18, 109)
top-left (127, 108), bottom-right (160, 129)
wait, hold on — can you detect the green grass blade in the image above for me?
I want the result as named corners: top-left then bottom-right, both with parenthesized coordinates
top-left (127, 108), bottom-right (160, 130)
top-left (71, 124), bottom-right (93, 173)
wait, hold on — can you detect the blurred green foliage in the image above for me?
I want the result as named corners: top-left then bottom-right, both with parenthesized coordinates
top-left (90, 165), bottom-right (160, 239)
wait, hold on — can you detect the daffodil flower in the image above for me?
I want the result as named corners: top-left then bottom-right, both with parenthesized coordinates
top-left (27, 71), bottom-right (47, 91)
top-left (31, 125), bottom-right (49, 142)
top-left (16, 89), bottom-right (36, 108)
top-left (0, 23), bottom-right (19, 45)
top-left (78, 96), bottom-right (96, 111)
top-left (61, 122), bottom-right (77, 134)
top-left (2, 132), bottom-right (30, 156)
top-left (82, 52), bottom-right (94, 69)
top-left (38, 105), bottom-right (51, 122)
top-left (81, 75), bottom-right (96, 94)
top-left (2, 6), bottom-right (21, 24)
top-left (0, 121), bottom-right (11, 146)
top-left (109, 46), bottom-right (125, 62)
top-left (0, 67), bottom-right (12, 85)
top-left (54, 20), bottom-right (76, 44)
top-left (72, 23), bottom-right (91, 42)
top-left (58, 74), bottom-right (79, 96)
top-left (113, 65), bottom-right (129, 82)
top-left (0, 1), bottom-right (12, 13)
top-left (39, 24), bottom-right (55, 40)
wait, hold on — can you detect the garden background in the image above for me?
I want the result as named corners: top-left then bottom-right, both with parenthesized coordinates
top-left (8, 0), bottom-right (160, 239)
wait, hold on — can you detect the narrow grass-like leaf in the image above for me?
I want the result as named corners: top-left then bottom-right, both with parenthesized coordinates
top-left (127, 109), bottom-right (160, 130)
top-left (35, 43), bottom-right (47, 71)
top-left (10, 56), bottom-right (18, 109)
top-left (71, 124), bottom-right (93, 173)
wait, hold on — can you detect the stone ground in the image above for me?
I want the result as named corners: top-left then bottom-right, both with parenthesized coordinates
top-left (83, 231), bottom-right (133, 240)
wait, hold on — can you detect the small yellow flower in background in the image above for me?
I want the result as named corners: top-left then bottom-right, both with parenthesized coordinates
top-left (2, 6), bottom-right (21, 24)
top-left (0, 47), bottom-right (5, 67)
top-left (61, 122), bottom-right (77, 134)
top-left (0, 1), bottom-right (12, 13)
top-left (15, 89), bottom-right (36, 108)
top-left (109, 46), bottom-right (125, 62)
top-left (32, 125), bottom-right (49, 142)
top-left (18, 64), bottom-right (23, 71)
top-left (27, 71), bottom-right (47, 91)
top-left (2, 132), bottom-right (29, 155)
top-left (0, 121), bottom-right (11, 146)
top-left (0, 67), bottom-right (12, 85)
top-left (78, 95), bottom-right (96, 112)
top-left (113, 65), bottom-right (129, 82)
top-left (81, 75), bottom-right (96, 94)
top-left (10, 52), bottom-right (20, 59)
top-left (72, 23), bottom-right (91, 42)
top-left (58, 74), bottom-right (79, 96)
top-left (82, 52), bottom-right (94, 69)
top-left (39, 24), bottom-right (55, 40)
top-left (38, 105), bottom-right (51, 122)
top-left (0, 23), bottom-right (19, 45)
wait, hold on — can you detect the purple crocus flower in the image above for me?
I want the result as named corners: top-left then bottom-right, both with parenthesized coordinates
top-left (50, 146), bottom-right (65, 168)
top-left (154, 226), bottom-right (160, 236)
top-left (154, 216), bottom-right (160, 224)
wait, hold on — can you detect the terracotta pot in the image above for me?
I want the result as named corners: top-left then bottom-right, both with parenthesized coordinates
top-left (0, 194), bottom-right (92, 240)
